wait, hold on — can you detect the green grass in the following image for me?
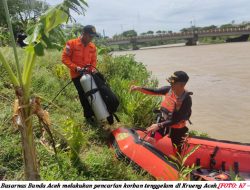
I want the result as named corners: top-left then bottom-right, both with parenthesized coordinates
top-left (0, 47), bottom-right (159, 180)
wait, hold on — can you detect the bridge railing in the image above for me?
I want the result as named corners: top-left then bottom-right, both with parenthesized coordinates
top-left (106, 27), bottom-right (250, 43)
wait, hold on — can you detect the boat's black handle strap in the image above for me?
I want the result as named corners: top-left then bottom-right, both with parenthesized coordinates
top-left (234, 162), bottom-right (239, 175)
top-left (221, 161), bottom-right (226, 172)
top-left (210, 146), bottom-right (219, 170)
top-left (196, 158), bottom-right (202, 173)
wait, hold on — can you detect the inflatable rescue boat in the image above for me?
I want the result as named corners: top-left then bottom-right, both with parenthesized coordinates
top-left (110, 127), bottom-right (250, 180)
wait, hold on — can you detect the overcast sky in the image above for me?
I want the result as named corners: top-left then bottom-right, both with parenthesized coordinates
top-left (48, 0), bottom-right (250, 37)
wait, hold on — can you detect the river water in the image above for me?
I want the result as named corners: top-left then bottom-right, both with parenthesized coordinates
top-left (114, 42), bottom-right (250, 143)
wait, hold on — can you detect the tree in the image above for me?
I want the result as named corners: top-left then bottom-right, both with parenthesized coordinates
top-left (156, 30), bottom-right (162, 34)
top-left (146, 30), bottom-right (154, 35)
top-left (202, 25), bottom-right (217, 30)
top-left (180, 26), bottom-right (201, 33)
top-left (0, 0), bottom-right (88, 180)
top-left (0, 0), bottom-right (49, 30)
top-left (122, 30), bottom-right (137, 37)
top-left (220, 23), bottom-right (234, 29)
top-left (65, 23), bottom-right (84, 36)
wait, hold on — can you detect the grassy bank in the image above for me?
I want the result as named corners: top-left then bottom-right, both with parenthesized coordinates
top-left (0, 47), bottom-right (162, 180)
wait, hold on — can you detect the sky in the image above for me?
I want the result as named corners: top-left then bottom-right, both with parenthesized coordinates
top-left (48, 0), bottom-right (250, 37)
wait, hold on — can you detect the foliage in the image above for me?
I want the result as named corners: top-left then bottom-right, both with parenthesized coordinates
top-left (202, 25), bottom-right (218, 30)
top-left (113, 30), bottom-right (137, 39)
top-left (168, 138), bottom-right (200, 181)
top-left (189, 130), bottom-right (209, 138)
top-left (62, 118), bottom-right (88, 173)
top-left (122, 30), bottom-right (138, 37)
top-left (0, 0), bottom-right (49, 34)
top-left (220, 24), bottom-right (235, 29)
top-left (156, 30), bottom-right (168, 34)
top-left (146, 31), bottom-right (154, 35)
top-left (228, 168), bottom-right (245, 181)
top-left (63, 23), bottom-right (84, 41)
top-left (0, 27), bottom-right (11, 46)
top-left (98, 54), bottom-right (160, 127)
top-left (0, 127), bottom-right (23, 180)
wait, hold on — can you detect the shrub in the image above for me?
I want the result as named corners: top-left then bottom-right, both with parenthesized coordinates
top-left (98, 54), bottom-right (161, 127)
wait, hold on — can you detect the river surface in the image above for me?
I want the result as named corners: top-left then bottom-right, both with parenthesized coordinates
top-left (114, 42), bottom-right (250, 143)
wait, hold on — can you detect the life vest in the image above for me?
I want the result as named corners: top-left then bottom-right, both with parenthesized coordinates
top-left (160, 89), bottom-right (191, 129)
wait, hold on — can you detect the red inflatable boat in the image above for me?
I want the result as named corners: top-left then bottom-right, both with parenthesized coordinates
top-left (110, 127), bottom-right (250, 180)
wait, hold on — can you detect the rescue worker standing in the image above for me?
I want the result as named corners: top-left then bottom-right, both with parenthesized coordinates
top-left (130, 71), bottom-right (192, 154)
top-left (62, 25), bottom-right (98, 122)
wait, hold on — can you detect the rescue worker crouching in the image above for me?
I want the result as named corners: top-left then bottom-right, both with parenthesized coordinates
top-left (62, 25), bottom-right (99, 123)
top-left (130, 71), bottom-right (192, 154)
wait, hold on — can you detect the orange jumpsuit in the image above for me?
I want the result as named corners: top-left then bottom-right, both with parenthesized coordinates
top-left (62, 37), bottom-right (97, 79)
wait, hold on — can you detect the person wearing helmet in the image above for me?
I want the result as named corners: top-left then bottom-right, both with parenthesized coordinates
top-left (62, 25), bottom-right (99, 123)
top-left (130, 71), bottom-right (192, 154)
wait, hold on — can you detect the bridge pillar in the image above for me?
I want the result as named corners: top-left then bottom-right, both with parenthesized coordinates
top-left (131, 38), bottom-right (139, 50)
top-left (186, 33), bottom-right (198, 46)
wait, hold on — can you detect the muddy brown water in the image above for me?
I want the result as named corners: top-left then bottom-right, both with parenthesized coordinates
top-left (114, 42), bottom-right (250, 143)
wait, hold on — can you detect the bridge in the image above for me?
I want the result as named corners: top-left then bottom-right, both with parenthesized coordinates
top-left (106, 27), bottom-right (250, 49)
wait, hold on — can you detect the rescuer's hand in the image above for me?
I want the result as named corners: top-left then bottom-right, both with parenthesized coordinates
top-left (130, 85), bottom-right (141, 92)
top-left (146, 123), bottom-right (160, 133)
top-left (75, 67), bottom-right (84, 73)
top-left (91, 69), bottom-right (97, 73)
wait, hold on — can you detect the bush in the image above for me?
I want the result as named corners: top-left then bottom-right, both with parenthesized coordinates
top-left (98, 54), bottom-right (161, 127)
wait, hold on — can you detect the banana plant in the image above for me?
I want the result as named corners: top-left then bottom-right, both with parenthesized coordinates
top-left (0, 0), bottom-right (88, 180)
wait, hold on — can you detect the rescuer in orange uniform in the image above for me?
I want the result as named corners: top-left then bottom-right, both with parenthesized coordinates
top-left (131, 71), bottom-right (192, 154)
top-left (62, 25), bottom-right (98, 122)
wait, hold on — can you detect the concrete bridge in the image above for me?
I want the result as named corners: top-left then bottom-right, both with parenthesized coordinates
top-left (106, 27), bottom-right (250, 49)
